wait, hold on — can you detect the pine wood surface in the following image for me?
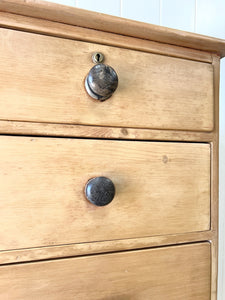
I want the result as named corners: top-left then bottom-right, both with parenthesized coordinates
top-left (0, 243), bottom-right (211, 300)
top-left (0, 27), bottom-right (214, 131)
top-left (210, 55), bottom-right (220, 300)
top-left (0, 230), bottom-right (212, 265)
top-left (0, 12), bottom-right (213, 63)
top-left (0, 120), bottom-right (216, 142)
top-left (0, 3), bottom-right (221, 298)
top-left (0, 0), bottom-right (225, 57)
top-left (0, 136), bottom-right (210, 251)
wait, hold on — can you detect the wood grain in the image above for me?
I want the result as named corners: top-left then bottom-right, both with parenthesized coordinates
top-left (0, 12), bottom-right (213, 63)
top-left (0, 120), bottom-right (216, 142)
top-left (0, 230), bottom-right (212, 265)
top-left (0, 28), bottom-right (214, 131)
top-left (210, 55), bottom-right (220, 300)
top-left (0, 0), bottom-right (224, 57)
top-left (0, 136), bottom-right (210, 251)
top-left (0, 2), bottom-right (220, 297)
top-left (0, 243), bottom-right (211, 300)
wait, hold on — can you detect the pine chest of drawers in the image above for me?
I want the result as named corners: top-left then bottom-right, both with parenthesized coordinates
top-left (0, 1), bottom-right (224, 299)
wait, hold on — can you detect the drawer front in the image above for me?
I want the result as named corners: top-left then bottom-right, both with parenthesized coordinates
top-left (0, 28), bottom-right (213, 131)
top-left (0, 243), bottom-right (210, 299)
top-left (0, 136), bottom-right (210, 250)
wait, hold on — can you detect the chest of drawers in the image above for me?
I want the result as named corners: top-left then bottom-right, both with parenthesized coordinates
top-left (0, 1), bottom-right (224, 299)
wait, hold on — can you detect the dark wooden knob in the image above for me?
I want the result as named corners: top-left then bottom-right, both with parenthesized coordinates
top-left (85, 64), bottom-right (118, 101)
top-left (85, 176), bottom-right (115, 206)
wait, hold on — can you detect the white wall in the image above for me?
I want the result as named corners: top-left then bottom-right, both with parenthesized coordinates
top-left (46, 0), bottom-right (225, 298)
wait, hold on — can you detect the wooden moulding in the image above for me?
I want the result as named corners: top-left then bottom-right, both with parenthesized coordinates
top-left (0, 231), bottom-right (213, 265)
top-left (0, 12), bottom-right (212, 63)
top-left (0, 0), bottom-right (225, 57)
top-left (0, 120), bottom-right (216, 142)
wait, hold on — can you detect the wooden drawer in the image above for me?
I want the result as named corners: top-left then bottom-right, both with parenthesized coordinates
top-left (0, 243), bottom-right (210, 299)
top-left (0, 28), bottom-right (213, 131)
top-left (0, 136), bottom-right (210, 251)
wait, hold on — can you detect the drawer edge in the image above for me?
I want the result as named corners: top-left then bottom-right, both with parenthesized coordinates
top-left (0, 230), bottom-right (213, 265)
top-left (0, 120), bottom-right (216, 142)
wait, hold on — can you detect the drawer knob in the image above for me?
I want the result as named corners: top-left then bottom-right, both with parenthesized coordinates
top-left (85, 64), bottom-right (118, 101)
top-left (85, 176), bottom-right (115, 206)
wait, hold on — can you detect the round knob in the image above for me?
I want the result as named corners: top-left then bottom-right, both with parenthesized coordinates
top-left (85, 64), bottom-right (118, 101)
top-left (85, 176), bottom-right (115, 206)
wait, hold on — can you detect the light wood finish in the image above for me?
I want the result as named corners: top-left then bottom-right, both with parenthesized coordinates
top-left (0, 243), bottom-right (211, 300)
top-left (0, 28), bottom-right (214, 131)
top-left (0, 0), bottom-right (225, 57)
top-left (0, 12), bottom-right (213, 63)
top-left (0, 136), bottom-right (210, 251)
top-left (210, 55), bottom-right (220, 300)
top-left (0, 2), bottom-right (221, 298)
top-left (0, 120), bottom-right (216, 142)
top-left (0, 230), bottom-right (212, 265)
top-left (0, 120), bottom-right (217, 142)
